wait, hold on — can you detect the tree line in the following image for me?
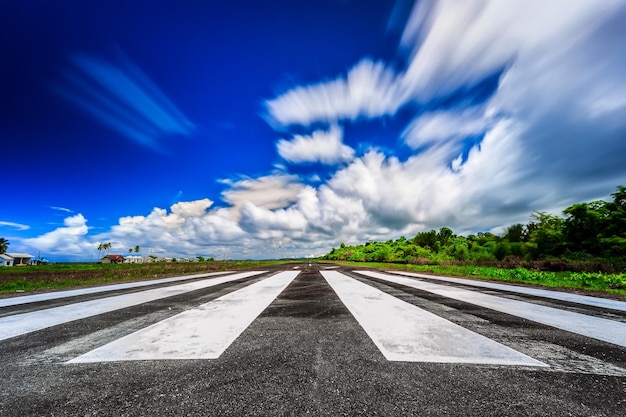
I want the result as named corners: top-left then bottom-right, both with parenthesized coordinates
top-left (322, 186), bottom-right (626, 271)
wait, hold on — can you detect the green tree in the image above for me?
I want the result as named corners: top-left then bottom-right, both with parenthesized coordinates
top-left (437, 227), bottom-right (454, 246)
top-left (412, 230), bottom-right (438, 250)
top-left (562, 201), bottom-right (607, 255)
top-left (528, 212), bottom-right (564, 258)
top-left (0, 237), bottom-right (9, 254)
top-left (494, 242), bottom-right (512, 260)
top-left (134, 245), bottom-right (141, 254)
top-left (504, 224), bottom-right (525, 242)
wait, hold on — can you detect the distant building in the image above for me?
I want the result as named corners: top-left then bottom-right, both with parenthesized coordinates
top-left (4, 253), bottom-right (34, 266)
top-left (101, 254), bottom-right (125, 264)
top-left (0, 254), bottom-right (13, 267)
top-left (124, 254), bottom-right (143, 264)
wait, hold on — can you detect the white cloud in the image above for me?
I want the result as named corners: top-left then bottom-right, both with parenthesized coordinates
top-left (0, 221), bottom-right (30, 231)
top-left (50, 206), bottom-right (74, 213)
top-left (277, 125), bottom-right (354, 164)
top-left (221, 174), bottom-right (305, 212)
top-left (22, 214), bottom-right (92, 258)
top-left (265, 59), bottom-right (404, 126)
top-left (402, 107), bottom-right (489, 149)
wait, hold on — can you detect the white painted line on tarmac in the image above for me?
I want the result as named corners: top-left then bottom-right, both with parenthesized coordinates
top-left (68, 270), bottom-right (300, 362)
top-left (358, 271), bottom-right (626, 348)
top-left (387, 271), bottom-right (626, 312)
top-left (0, 271), bottom-right (266, 342)
top-left (321, 271), bottom-right (545, 365)
top-left (0, 271), bottom-right (234, 308)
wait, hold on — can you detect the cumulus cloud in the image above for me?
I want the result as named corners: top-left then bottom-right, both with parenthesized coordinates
top-left (23, 214), bottom-right (92, 257)
top-left (276, 125), bottom-right (354, 164)
top-left (221, 174), bottom-right (305, 212)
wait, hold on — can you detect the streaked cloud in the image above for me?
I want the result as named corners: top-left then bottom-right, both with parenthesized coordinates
top-left (49, 206), bottom-right (74, 213)
top-left (53, 52), bottom-right (195, 151)
top-left (402, 107), bottom-right (490, 149)
top-left (0, 221), bottom-right (30, 231)
top-left (265, 59), bottom-right (404, 127)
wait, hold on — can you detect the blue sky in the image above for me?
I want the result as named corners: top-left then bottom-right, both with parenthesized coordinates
top-left (2, 0), bottom-right (626, 261)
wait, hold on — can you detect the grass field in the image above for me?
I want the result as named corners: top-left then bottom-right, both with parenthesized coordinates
top-left (327, 261), bottom-right (626, 298)
top-left (2, 260), bottom-right (625, 298)
top-left (0, 260), bottom-right (288, 294)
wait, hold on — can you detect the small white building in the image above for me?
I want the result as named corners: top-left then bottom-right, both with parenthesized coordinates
top-left (0, 254), bottom-right (13, 267)
top-left (4, 253), bottom-right (34, 266)
top-left (125, 254), bottom-right (143, 264)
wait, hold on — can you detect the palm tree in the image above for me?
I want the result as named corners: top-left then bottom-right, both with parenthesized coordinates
top-left (134, 245), bottom-right (141, 254)
top-left (104, 242), bottom-right (112, 255)
top-left (97, 243), bottom-right (104, 259)
top-left (0, 238), bottom-right (9, 254)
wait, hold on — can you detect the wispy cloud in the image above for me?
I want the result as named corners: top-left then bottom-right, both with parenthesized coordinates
top-left (0, 221), bottom-right (30, 231)
top-left (49, 206), bottom-right (74, 213)
top-left (53, 52), bottom-right (195, 151)
top-left (265, 59), bottom-right (404, 127)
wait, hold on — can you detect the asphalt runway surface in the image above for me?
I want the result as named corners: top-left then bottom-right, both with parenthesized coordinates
top-left (1, 263), bottom-right (625, 416)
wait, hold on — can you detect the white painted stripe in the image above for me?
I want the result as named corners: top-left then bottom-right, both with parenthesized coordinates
top-left (358, 271), bottom-right (626, 348)
top-left (387, 271), bottom-right (626, 312)
top-left (322, 271), bottom-right (545, 365)
top-left (0, 271), bottom-right (233, 308)
top-left (0, 271), bottom-right (266, 342)
top-left (68, 270), bottom-right (299, 362)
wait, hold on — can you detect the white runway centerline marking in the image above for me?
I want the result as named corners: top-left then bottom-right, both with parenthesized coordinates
top-left (0, 271), bottom-right (233, 308)
top-left (68, 270), bottom-right (300, 362)
top-left (321, 271), bottom-right (545, 365)
top-left (387, 271), bottom-right (626, 312)
top-left (358, 270), bottom-right (626, 348)
top-left (0, 271), bottom-right (266, 342)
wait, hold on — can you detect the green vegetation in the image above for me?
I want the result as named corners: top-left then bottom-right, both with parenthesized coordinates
top-left (322, 186), bottom-right (626, 295)
top-left (325, 261), bottom-right (626, 296)
top-left (0, 260), bottom-right (286, 294)
top-left (0, 237), bottom-right (8, 254)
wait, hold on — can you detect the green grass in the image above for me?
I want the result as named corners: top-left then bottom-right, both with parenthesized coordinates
top-left (324, 261), bottom-right (626, 297)
top-left (0, 260), bottom-right (289, 294)
top-left (4, 260), bottom-right (625, 297)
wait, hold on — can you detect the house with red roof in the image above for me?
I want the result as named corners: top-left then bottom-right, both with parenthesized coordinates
top-left (100, 254), bottom-right (125, 264)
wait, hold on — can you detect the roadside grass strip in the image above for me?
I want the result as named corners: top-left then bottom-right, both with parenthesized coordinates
top-left (358, 271), bottom-right (626, 348)
top-left (0, 271), bottom-right (234, 308)
top-left (0, 271), bottom-right (266, 342)
top-left (387, 271), bottom-right (626, 313)
top-left (68, 271), bottom-right (300, 362)
top-left (321, 271), bottom-right (546, 365)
